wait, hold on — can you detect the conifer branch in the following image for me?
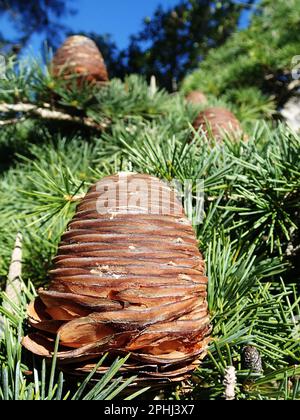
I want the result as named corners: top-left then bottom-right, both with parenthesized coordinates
top-left (0, 103), bottom-right (108, 130)
top-left (0, 117), bottom-right (25, 126)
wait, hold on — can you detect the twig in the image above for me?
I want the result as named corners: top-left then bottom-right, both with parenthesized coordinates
top-left (0, 117), bottom-right (25, 126)
top-left (0, 102), bottom-right (108, 130)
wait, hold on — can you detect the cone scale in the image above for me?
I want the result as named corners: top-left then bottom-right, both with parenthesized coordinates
top-left (23, 174), bottom-right (210, 384)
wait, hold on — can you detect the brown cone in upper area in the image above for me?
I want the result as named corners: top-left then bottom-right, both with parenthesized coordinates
top-left (51, 35), bottom-right (109, 85)
top-left (193, 107), bottom-right (244, 141)
top-left (23, 173), bottom-right (211, 385)
top-left (186, 90), bottom-right (208, 106)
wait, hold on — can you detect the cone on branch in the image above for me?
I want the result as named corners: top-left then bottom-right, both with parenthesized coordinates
top-left (242, 346), bottom-right (263, 374)
top-left (186, 90), bottom-right (208, 106)
top-left (193, 107), bottom-right (245, 142)
top-left (22, 173), bottom-right (211, 385)
top-left (51, 35), bottom-right (109, 86)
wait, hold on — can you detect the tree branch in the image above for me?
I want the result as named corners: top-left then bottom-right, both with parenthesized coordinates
top-left (0, 103), bottom-right (108, 130)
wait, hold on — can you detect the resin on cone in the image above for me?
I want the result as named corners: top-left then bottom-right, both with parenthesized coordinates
top-left (23, 173), bottom-right (210, 384)
top-left (193, 107), bottom-right (244, 141)
top-left (51, 35), bottom-right (109, 85)
top-left (186, 90), bottom-right (207, 106)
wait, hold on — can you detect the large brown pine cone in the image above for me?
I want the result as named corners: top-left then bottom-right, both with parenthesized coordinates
top-left (193, 107), bottom-right (244, 141)
top-left (186, 90), bottom-right (208, 106)
top-left (51, 35), bottom-right (109, 85)
top-left (23, 173), bottom-right (210, 384)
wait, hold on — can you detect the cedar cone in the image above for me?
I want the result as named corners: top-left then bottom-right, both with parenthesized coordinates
top-left (23, 173), bottom-right (211, 385)
top-left (242, 347), bottom-right (263, 374)
top-left (193, 107), bottom-right (244, 141)
top-left (186, 90), bottom-right (207, 106)
top-left (51, 35), bottom-right (109, 85)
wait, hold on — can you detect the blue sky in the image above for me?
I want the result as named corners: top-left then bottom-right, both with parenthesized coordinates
top-left (63, 0), bottom-right (179, 49)
top-left (0, 0), bottom-right (179, 53)
top-left (0, 0), bottom-right (252, 55)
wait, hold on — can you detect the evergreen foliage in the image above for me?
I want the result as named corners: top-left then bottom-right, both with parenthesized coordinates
top-left (117, 0), bottom-right (254, 90)
top-left (0, 0), bottom-right (253, 90)
top-left (183, 0), bottom-right (300, 120)
top-left (0, 51), bottom-right (300, 400)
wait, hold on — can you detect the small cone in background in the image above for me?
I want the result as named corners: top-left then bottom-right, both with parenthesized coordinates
top-left (193, 107), bottom-right (244, 142)
top-left (186, 90), bottom-right (208, 106)
top-left (23, 173), bottom-right (211, 385)
top-left (242, 346), bottom-right (263, 374)
top-left (51, 35), bottom-right (109, 85)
